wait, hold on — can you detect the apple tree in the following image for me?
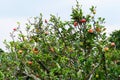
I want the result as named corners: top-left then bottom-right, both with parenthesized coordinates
top-left (0, 1), bottom-right (120, 80)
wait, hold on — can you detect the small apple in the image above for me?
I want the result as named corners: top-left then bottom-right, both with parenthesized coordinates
top-left (36, 28), bottom-right (40, 33)
top-left (45, 19), bottom-right (47, 23)
top-left (93, 10), bottom-right (96, 14)
top-left (111, 42), bottom-right (115, 47)
top-left (88, 29), bottom-right (94, 33)
top-left (95, 74), bottom-right (99, 78)
top-left (50, 47), bottom-right (54, 52)
top-left (96, 27), bottom-right (101, 32)
top-left (18, 50), bottom-right (23, 54)
top-left (104, 47), bottom-right (109, 51)
top-left (80, 19), bottom-right (86, 23)
top-left (28, 61), bottom-right (32, 65)
top-left (44, 31), bottom-right (49, 35)
top-left (74, 21), bottom-right (78, 27)
top-left (13, 28), bottom-right (17, 31)
top-left (32, 48), bottom-right (39, 54)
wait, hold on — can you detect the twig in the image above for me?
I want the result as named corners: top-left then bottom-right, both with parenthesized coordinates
top-left (84, 62), bottom-right (101, 80)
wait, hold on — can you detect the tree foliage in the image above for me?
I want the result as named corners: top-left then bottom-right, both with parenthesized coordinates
top-left (0, 48), bottom-right (4, 53)
top-left (0, 1), bottom-right (120, 80)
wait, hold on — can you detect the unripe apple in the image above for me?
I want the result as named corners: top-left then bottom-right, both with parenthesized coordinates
top-left (96, 27), bottom-right (101, 32)
top-left (18, 50), bottom-right (23, 54)
top-left (36, 28), bottom-right (40, 33)
top-left (93, 10), bottom-right (96, 14)
top-left (95, 74), bottom-right (99, 78)
top-left (104, 47), bottom-right (109, 51)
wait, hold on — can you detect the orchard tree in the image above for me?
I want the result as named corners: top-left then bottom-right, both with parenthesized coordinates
top-left (0, 1), bottom-right (120, 80)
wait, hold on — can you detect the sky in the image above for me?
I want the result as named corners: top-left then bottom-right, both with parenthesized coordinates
top-left (0, 0), bottom-right (120, 50)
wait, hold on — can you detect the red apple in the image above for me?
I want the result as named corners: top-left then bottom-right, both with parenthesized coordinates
top-left (28, 61), bottom-right (32, 65)
top-left (111, 42), bottom-right (115, 47)
top-left (45, 19), bottom-right (47, 23)
top-left (88, 29), bottom-right (94, 33)
top-left (80, 19), bottom-right (86, 23)
top-left (74, 21), bottom-right (78, 27)
top-left (13, 28), bottom-right (17, 31)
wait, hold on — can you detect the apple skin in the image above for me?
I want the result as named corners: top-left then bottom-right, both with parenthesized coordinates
top-left (95, 74), bottom-right (99, 78)
top-left (28, 61), bottom-right (32, 65)
top-left (74, 21), bottom-right (78, 27)
top-left (96, 27), bottom-right (101, 32)
top-left (88, 29), bottom-right (94, 33)
top-left (104, 47), bottom-right (109, 51)
top-left (18, 50), bottom-right (23, 54)
top-left (32, 48), bottom-right (39, 54)
top-left (93, 10), bottom-right (96, 14)
top-left (13, 28), bottom-right (17, 31)
top-left (111, 42), bottom-right (115, 47)
top-left (80, 19), bottom-right (86, 23)
top-left (45, 19), bottom-right (47, 23)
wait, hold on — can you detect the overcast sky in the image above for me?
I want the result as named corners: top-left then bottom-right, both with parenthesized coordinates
top-left (0, 0), bottom-right (120, 50)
